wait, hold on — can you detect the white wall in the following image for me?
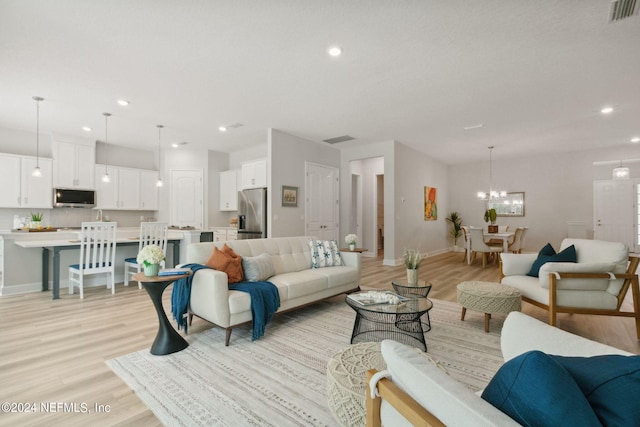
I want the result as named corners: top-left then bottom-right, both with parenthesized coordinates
top-left (448, 144), bottom-right (640, 252)
top-left (0, 127), bottom-right (54, 158)
top-left (229, 144), bottom-right (268, 169)
top-left (394, 143), bottom-right (450, 256)
top-left (95, 141), bottom-right (156, 170)
top-left (269, 129), bottom-right (340, 237)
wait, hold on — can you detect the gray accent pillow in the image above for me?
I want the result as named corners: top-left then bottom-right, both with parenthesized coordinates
top-left (242, 252), bottom-right (275, 281)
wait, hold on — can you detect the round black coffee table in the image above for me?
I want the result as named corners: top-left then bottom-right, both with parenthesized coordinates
top-left (346, 292), bottom-right (432, 351)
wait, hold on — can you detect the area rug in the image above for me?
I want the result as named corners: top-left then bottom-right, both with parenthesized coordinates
top-left (106, 298), bottom-right (504, 426)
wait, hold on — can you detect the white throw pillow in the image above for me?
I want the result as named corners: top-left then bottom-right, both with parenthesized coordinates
top-left (242, 252), bottom-right (275, 281)
top-left (308, 239), bottom-right (343, 268)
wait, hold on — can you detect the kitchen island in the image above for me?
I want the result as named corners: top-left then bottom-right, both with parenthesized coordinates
top-left (1, 227), bottom-right (204, 298)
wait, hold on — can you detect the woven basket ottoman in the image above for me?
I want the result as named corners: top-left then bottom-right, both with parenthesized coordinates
top-left (326, 342), bottom-right (386, 427)
top-left (457, 281), bottom-right (521, 332)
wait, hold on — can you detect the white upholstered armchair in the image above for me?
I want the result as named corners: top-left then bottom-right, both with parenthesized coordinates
top-left (500, 238), bottom-right (640, 338)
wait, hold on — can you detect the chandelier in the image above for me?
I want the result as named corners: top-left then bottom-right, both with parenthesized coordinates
top-left (477, 146), bottom-right (507, 200)
top-left (612, 161), bottom-right (630, 180)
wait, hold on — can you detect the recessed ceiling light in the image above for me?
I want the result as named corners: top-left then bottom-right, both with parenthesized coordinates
top-left (631, 137), bottom-right (640, 143)
top-left (81, 126), bottom-right (92, 132)
top-left (600, 106), bottom-right (614, 114)
top-left (218, 126), bottom-right (227, 132)
top-left (172, 141), bottom-right (188, 148)
top-left (328, 46), bottom-right (342, 57)
top-left (463, 123), bottom-right (485, 131)
top-left (117, 99), bottom-right (129, 106)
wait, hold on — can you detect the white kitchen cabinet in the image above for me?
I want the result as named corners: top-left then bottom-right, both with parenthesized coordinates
top-left (94, 164), bottom-right (119, 209)
top-left (0, 153), bottom-right (52, 208)
top-left (95, 165), bottom-right (158, 210)
top-left (54, 141), bottom-right (95, 189)
top-left (20, 157), bottom-right (53, 208)
top-left (219, 169), bottom-right (239, 211)
top-left (241, 159), bottom-right (267, 189)
top-left (140, 170), bottom-right (159, 210)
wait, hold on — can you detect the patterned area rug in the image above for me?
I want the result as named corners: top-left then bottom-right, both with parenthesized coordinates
top-left (106, 298), bottom-right (504, 426)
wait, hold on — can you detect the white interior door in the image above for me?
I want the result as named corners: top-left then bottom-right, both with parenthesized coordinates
top-left (305, 162), bottom-right (339, 241)
top-left (170, 169), bottom-right (203, 229)
top-left (594, 179), bottom-right (636, 251)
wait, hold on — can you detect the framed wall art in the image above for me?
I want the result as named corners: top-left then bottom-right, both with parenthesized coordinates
top-left (282, 186), bottom-right (298, 207)
top-left (424, 186), bottom-right (437, 221)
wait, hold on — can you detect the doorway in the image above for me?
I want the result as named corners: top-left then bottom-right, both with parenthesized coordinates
top-left (351, 174), bottom-right (362, 242)
top-left (593, 179), bottom-right (637, 252)
top-left (376, 174), bottom-right (384, 254)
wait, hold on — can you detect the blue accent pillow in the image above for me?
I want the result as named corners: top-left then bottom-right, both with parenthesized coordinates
top-left (551, 354), bottom-right (640, 426)
top-left (527, 243), bottom-right (577, 277)
top-left (481, 351), bottom-right (601, 427)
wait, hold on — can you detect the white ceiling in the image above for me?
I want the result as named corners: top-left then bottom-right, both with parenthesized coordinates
top-left (1, 0), bottom-right (638, 165)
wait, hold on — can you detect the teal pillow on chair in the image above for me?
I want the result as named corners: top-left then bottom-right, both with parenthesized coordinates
top-left (552, 354), bottom-right (640, 426)
top-left (527, 243), bottom-right (577, 277)
top-left (481, 351), bottom-right (601, 427)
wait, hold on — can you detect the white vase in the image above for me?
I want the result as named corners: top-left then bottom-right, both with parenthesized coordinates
top-left (406, 268), bottom-right (418, 285)
top-left (349, 243), bottom-right (355, 251)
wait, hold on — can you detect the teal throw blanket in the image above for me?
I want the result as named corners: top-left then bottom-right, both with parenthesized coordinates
top-left (229, 281), bottom-right (280, 341)
top-left (171, 263), bottom-right (211, 333)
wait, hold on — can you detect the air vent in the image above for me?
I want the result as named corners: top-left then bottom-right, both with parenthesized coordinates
top-left (323, 135), bottom-right (355, 144)
top-left (610, 0), bottom-right (638, 22)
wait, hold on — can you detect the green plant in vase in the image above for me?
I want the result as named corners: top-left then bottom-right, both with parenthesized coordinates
top-left (30, 212), bottom-right (43, 229)
top-left (446, 212), bottom-right (463, 247)
top-left (402, 248), bottom-right (423, 285)
top-left (484, 208), bottom-right (498, 233)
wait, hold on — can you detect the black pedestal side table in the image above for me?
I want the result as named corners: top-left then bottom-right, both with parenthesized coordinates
top-left (133, 271), bottom-right (191, 356)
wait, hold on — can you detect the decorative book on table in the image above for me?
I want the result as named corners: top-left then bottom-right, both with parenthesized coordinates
top-left (347, 291), bottom-right (406, 306)
top-left (158, 268), bottom-right (191, 276)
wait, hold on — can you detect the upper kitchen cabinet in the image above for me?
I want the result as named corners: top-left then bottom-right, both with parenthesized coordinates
top-left (240, 159), bottom-right (267, 189)
top-left (95, 165), bottom-right (157, 211)
top-left (219, 169), bottom-right (239, 211)
top-left (140, 170), bottom-right (159, 211)
top-left (54, 140), bottom-right (95, 189)
top-left (0, 153), bottom-right (52, 208)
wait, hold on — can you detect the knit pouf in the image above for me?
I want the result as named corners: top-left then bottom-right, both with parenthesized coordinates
top-left (326, 342), bottom-right (386, 427)
top-left (457, 281), bottom-right (521, 332)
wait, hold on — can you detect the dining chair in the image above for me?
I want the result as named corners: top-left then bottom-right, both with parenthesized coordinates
top-left (518, 227), bottom-right (528, 253)
top-left (69, 221), bottom-right (118, 299)
top-left (124, 222), bottom-right (168, 289)
top-left (469, 227), bottom-right (503, 268)
top-left (460, 226), bottom-right (471, 264)
top-left (507, 227), bottom-right (524, 253)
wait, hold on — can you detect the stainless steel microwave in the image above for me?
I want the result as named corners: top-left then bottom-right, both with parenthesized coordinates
top-left (53, 188), bottom-right (96, 208)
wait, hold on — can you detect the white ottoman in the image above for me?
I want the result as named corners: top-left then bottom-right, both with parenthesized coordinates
top-left (457, 281), bottom-right (521, 332)
top-left (326, 342), bottom-right (386, 426)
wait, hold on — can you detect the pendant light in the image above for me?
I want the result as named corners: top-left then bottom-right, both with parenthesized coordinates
top-left (477, 146), bottom-right (507, 200)
top-left (32, 96), bottom-right (45, 177)
top-left (102, 112), bottom-right (112, 183)
top-left (612, 160), bottom-right (630, 180)
top-left (156, 124), bottom-right (164, 187)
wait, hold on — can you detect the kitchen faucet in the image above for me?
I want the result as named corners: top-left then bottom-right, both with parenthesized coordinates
top-left (96, 209), bottom-right (103, 222)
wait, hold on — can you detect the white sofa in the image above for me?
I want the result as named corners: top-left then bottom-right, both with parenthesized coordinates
top-left (185, 236), bottom-right (361, 345)
top-left (366, 311), bottom-right (632, 426)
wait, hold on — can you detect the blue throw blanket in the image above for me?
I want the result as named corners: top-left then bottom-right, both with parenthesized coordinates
top-left (171, 263), bottom-right (211, 333)
top-left (229, 281), bottom-right (280, 341)
top-left (171, 264), bottom-right (281, 340)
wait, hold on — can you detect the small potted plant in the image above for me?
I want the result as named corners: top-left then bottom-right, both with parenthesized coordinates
top-left (30, 212), bottom-right (43, 229)
top-left (137, 244), bottom-right (165, 276)
top-left (446, 211), bottom-right (463, 250)
top-left (484, 208), bottom-right (498, 233)
top-left (402, 248), bottom-right (423, 285)
top-left (345, 234), bottom-right (358, 251)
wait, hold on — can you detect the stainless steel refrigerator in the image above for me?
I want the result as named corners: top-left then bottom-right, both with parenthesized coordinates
top-left (237, 188), bottom-right (267, 239)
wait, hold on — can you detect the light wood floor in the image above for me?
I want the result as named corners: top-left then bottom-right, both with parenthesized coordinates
top-left (0, 251), bottom-right (638, 426)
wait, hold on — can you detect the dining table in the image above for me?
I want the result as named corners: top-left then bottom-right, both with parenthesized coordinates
top-left (465, 230), bottom-right (515, 265)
